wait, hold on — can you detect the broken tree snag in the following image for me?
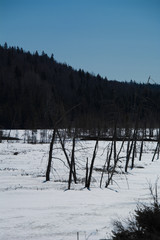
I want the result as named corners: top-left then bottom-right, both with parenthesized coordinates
top-left (139, 139), bottom-right (144, 161)
top-left (139, 128), bottom-right (145, 161)
top-left (85, 158), bottom-right (89, 188)
top-left (46, 128), bottom-right (56, 181)
top-left (152, 141), bottom-right (159, 162)
top-left (131, 130), bottom-right (138, 169)
top-left (68, 132), bottom-right (76, 189)
top-left (125, 120), bottom-right (138, 172)
top-left (100, 148), bottom-right (109, 188)
top-left (57, 129), bottom-right (77, 184)
top-left (105, 138), bottom-right (124, 188)
top-left (46, 103), bottom-right (81, 182)
top-left (106, 140), bottom-right (113, 171)
top-left (86, 131), bottom-right (100, 189)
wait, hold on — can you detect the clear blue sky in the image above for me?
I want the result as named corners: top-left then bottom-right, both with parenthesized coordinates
top-left (0, 0), bottom-right (160, 83)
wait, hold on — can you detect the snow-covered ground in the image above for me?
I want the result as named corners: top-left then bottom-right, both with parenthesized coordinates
top-left (0, 138), bottom-right (160, 240)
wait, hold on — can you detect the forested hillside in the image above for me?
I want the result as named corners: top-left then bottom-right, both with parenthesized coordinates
top-left (0, 43), bottom-right (160, 130)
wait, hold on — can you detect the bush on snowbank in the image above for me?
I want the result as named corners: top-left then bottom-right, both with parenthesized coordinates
top-left (112, 182), bottom-right (160, 240)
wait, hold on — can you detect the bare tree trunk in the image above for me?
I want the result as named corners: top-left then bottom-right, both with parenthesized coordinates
top-left (46, 128), bottom-right (56, 181)
top-left (46, 103), bottom-right (80, 182)
top-left (100, 149), bottom-right (109, 188)
top-left (57, 129), bottom-right (71, 167)
top-left (57, 129), bottom-right (77, 183)
top-left (152, 142), bottom-right (159, 162)
top-left (126, 138), bottom-right (131, 156)
top-left (125, 127), bottom-right (138, 172)
top-left (0, 130), bottom-right (2, 143)
top-left (113, 133), bottom-right (116, 163)
top-left (139, 139), bottom-right (144, 161)
top-left (131, 137), bottom-right (137, 169)
top-left (157, 127), bottom-right (160, 160)
top-left (68, 135), bottom-right (76, 189)
top-left (105, 138), bottom-right (124, 188)
top-left (86, 133), bottom-right (99, 189)
top-left (125, 139), bottom-right (133, 172)
top-left (85, 158), bottom-right (89, 188)
top-left (157, 143), bottom-right (160, 160)
top-left (107, 141), bottom-right (113, 171)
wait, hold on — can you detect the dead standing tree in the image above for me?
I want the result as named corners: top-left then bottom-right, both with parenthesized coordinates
top-left (125, 106), bottom-right (140, 173)
top-left (46, 128), bottom-right (56, 181)
top-left (99, 144), bottom-right (110, 188)
top-left (105, 120), bottom-right (125, 188)
top-left (68, 131), bottom-right (76, 189)
top-left (45, 103), bottom-right (80, 182)
top-left (152, 141), bottom-right (160, 162)
top-left (85, 131), bottom-right (100, 189)
top-left (57, 128), bottom-right (77, 188)
top-left (139, 128), bottom-right (145, 161)
top-left (125, 127), bottom-right (138, 172)
top-left (105, 139), bottom-right (125, 188)
top-left (99, 118), bottom-right (125, 188)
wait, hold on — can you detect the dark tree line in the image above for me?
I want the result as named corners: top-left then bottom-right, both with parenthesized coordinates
top-left (0, 43), bottom-right (160, 130)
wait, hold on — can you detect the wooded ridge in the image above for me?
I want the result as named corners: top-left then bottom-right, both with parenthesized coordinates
top-left (0, 43), bottom-right (160, 130)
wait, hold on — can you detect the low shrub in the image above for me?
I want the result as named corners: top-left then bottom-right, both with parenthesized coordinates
top-left (112, 182), bottom-right (160, 240)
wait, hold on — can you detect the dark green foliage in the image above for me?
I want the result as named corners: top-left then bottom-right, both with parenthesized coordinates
top-left (112, 205), bottom-right (160, 239)
top-left (112, 185), bottom-right (160, 240)
top-left (0, 43), bottom-right (160, 129)
top-left (135, 204), bottom-right (160, 237)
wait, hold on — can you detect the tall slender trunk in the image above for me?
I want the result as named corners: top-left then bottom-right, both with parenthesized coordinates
top-left (57, 129), bottom-right (77, 184)
top-left (131, 138), bottom-right (137, 169)
top-left (46, 128), bottom-right (56, 181)
top-left (152, 142), bottom-right (159, 162)
top-left (107, 141), bottom-right (113, 171)
top-left (86, 133), bottom-right (99, 189)
top-left (125, 139), bottom-right (133, 172)
top-left (85, 158), bottom-right (89, 188)
top-left (125, 127), bottom-right (138, 172)
top-left (105, 138), bottom-right (124, 188)
top-left (139, 139), bottom-right (144, 161)
top-left (68, 135), bottom-right (76, 189)
top-left (100, 149), bottom-right (109, 188)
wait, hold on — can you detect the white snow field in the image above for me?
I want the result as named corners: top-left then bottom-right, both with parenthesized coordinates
top-left (0, 136), bottom-right (160, 240)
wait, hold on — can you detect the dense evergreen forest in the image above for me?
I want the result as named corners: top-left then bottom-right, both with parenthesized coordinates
top-left (0, 43), bottom-right (160, 130)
